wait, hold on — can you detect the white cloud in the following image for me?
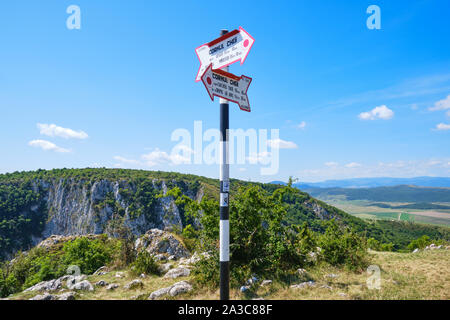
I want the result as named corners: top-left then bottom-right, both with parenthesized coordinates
top-left (435, 123), bottom-right (450, 131)
top-left (446, 110), bottom-right (450, 118)
top-left (299, 158), bottom-right (450, 182)
top-left (429, 95), bottom-right (450, 111)
top-left (28, 139), bottom-right (70, 153)
top-left (37, 123), bottom-right (88, 139)
top-left (246, 151), bottom-right (272, 164)
top-left (296, 121), bottom-right (307, 130)
top-left (113, 156), bottom-right (141, 166)
top-left (345, 162), bottom-right (362, 168)
top-left (325, 162), bottom-right (339, 167)
top-left (359, 105), bottom-right (394, 120)
top-left (267, 139), bottom-right (298, 149)
top-left (141, 148), bottom-right (191, 167)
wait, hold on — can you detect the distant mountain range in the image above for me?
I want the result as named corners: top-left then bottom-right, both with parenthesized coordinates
top-left (271, 177), bottom-right (450, 189)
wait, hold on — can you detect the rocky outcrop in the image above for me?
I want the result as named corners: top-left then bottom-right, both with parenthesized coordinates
top-left (32, 179), bottom-right (199, 243)
top-left (135, 229), bottom-right (190, 259)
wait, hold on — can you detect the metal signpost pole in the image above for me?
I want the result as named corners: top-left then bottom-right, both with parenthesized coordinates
top-left (219, 29), bottom-right (230, 301)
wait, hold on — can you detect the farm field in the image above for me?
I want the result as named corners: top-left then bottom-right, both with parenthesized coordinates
top-left (318, 197), bottom-right (450, 227)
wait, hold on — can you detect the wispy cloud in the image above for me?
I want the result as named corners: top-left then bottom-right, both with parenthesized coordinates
top-left (429, 95), bottom-right (450, 111)
top-left (37, 123), bottom-right (88, 139)
top-left (345, 162), bottom-right (362, 168)
top-left (267, 138), bottom-right (298, 149)
top-left (28, 139), bottom-right (70, 153)
top-left (299, 158), bottom-right (450, 181)
top-left (435, 123), bottom-right (450, 131)
top-left (359, 105), bottom-right (394, 120)
top-left (296, 121), bottom-right (307, 130)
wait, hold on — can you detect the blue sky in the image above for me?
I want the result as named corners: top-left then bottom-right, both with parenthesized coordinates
top-left (1, 0), bottom-right (449, 182)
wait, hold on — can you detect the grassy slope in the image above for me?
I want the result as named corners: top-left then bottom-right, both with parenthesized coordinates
top-left (9, 249), bottom-right (449, 300)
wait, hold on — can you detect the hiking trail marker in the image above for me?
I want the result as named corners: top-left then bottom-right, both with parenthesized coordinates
top-left (194, 28), bottom-right (254, 301)
top-left (201, 64), bottom-right (252, 112)
top-left (195, 27), bottom-right (255, 82)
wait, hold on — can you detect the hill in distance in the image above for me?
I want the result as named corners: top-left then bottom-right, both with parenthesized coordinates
top-left (272, 177), bottom-right (450, 189)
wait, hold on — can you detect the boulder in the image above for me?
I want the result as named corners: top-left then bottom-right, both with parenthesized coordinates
top-left (66, 275), bottom-right (87, 288)
top-left (106, 283), bottom-right (119, 290)
top-left (95, 280), bottom-right (108, 287)
top-left (24, 279), bottom-right (62, 292)
top-left (29, 293), bottom-right (55, 300)
top-left (69, 280), bottom-right (94, 291)
top-left (327, 273), bottom-right (339, 279)
top-left (163, 267), bottom-right (190, 279)
top-left (57, 292), bottom-right (76, 300)
top-left (135, 229), bottom-right (190, 260)
top-left (160, 263), bottom-right (173, 273)
top-left (413, 248), bottom-right (419, 253)
top-left (148, 287), bottom-right (171, 300)
top-left (290, 281), bottom-right (316, 289)
top-left (260, 280), bottom-right (272, 287)
top-left (93, 266), bottom-right (108, 275)
top-left (169, 281), bottom-right (193, 297)
top-left (124, 279), bottom-right (144, 290)
top-left (240, 286), bottom-right (250, 293)
top-left (148, 281), bottom-right (193, 300)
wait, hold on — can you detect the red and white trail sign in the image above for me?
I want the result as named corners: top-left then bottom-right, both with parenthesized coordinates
top-left (195, 27), bottom-right (255, 82)
top-left (201, 64), bottom-right (252, 112)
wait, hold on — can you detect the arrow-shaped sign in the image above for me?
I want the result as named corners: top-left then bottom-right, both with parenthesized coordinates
top-left (195, 27), bottom-right (255, 82)
top-left (201, 64), bottom-right (252, 112)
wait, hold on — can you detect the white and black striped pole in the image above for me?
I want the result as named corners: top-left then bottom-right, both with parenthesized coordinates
top-left (219, 29), bottom-right (230, 301)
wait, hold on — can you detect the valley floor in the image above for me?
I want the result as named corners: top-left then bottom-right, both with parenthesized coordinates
top-left (8, 249), bottom-right (449, 300)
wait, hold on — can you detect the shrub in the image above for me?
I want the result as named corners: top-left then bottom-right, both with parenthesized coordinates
top-left (61, 236), bottom-right (118, 275)
top-left (407, 235), bottom-right (431, 251)
top-left (131, 251), bottom-right (160, 276)
top-left (318, 220), bottom-right (369, 271)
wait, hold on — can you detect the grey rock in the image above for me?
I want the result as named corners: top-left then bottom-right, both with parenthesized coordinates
top-left (66, 275), bottom-right (87, 288)
top-left (57, 292), bottom-right (76, 300)
top-left (24, 279), bottom-right (62, 292)
top-left (160, 263), bottom-right (173, 273)
top-left (148, 287), bottom-right (171, 300)
top-left (260, 280), bottom-right (272, 287)
top-left (290, 281), bottom-right (316, 289)
top-left (95, 280), bottom-right (108, 287)
top-left (124, 279), bottom-right (144, 290)
top-left (169, 281), bottom-right (193, 297)
top-left (29, 293), bottom-right (55, 300)
top-left (106, 283), bottom-right (119, 290)
top-left (320, 285), bottom-right (332, 290)
top-left (93, 266), bottom-right (108, 275)
top-left (135, 229), bottom-right (190, 260)
top-left (413, 248), bottom-right (419, 253)
top-left (240, 286), bottom-right (250, 292)
top-left (148, 281), bottom-right (193, 300)
top-left (163, 267), bottom-right (190, 279)
top-left (327, 273), bottom-right (339, 279)
top-left (69, 280), bottom-right (94, 291)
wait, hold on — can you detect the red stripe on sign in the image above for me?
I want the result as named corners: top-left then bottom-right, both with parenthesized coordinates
top-left (207, 29), bottom-right (240, 47)
top-left (213, 68), bottom-right (241, 81)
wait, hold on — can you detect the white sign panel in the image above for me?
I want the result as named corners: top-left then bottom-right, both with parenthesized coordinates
top-left (201, 64), bottom-right (252, 112)
top-left (195, 27), bottom-right (255, 82)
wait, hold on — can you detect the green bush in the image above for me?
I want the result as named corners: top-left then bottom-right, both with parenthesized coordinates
top-left (367, 238), bottom-right (394, 251)
top-left (61, 236), bottom-right (118, 275)
top-left (407, 235), bottom-right (431, 251)
top-left (131, 251), bottom-right (160, 276)
top-left (318, 220), bottom-right (369, 271)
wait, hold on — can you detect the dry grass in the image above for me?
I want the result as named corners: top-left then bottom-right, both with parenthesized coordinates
top-left (9, 249), bottom-right (449, 300)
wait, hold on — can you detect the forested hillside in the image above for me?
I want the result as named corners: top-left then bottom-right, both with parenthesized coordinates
top-left (0, 169), bottom-right (449, 261)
